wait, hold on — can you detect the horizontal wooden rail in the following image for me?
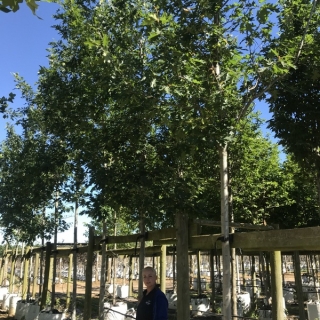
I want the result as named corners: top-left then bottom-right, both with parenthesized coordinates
top-left (7, 225), bottom-right (320, 259)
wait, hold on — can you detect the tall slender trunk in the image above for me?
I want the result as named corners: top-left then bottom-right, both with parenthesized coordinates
top-left (51, 191), bottom-right (59, 309)
top-left (138, 212), bottom-right (145, 300)
top-left (316, 172), bottom-right (320, 217)
top-left (112, 211), bottom-right (117, 306)
top-left (175, 211), bottom-right (190, 320)
top-left (230, 186), bottom-right (237, 317)
top-left (220, 145), bottom-right (232, 320)
top-left (72, 197), bottom-right (79, 320)
top-left (294, 252), bottom-right (305, 320)
top-left (99, 221), bottom-right (107, 320)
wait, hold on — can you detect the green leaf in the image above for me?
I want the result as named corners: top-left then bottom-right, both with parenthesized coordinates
top-left (25, 0), bottom-right (38, 15)
top-left (0, 5), bottom-right (11, 12)
top-left (148, 29), bottom-right (161, 40)
top-left (102, 34), bottom-right (109, 48)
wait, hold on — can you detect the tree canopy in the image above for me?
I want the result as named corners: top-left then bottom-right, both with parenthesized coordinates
top-left (0, 0), bottom-right (39, 14)
top-left (1, 0), bottom-right (320, 243)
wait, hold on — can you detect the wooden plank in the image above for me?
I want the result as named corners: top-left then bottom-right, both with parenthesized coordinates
top-left (94, 227), bottom-right (176, 245)
top-left (234, 227), bottom-right (320, 251)
top-left (16, 226), bottom-right (320, 260)
top-left (189, 234), bottom-right (222, 250)
top-left (153, 239), bottom-right (177, 245)
top-left (194, 219), bottom-right (273, 230)
top-left (190, 226), bottom-right (320, 251)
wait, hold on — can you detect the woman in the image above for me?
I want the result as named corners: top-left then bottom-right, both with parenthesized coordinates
top-left (136, 266), bottom-right (168, 320)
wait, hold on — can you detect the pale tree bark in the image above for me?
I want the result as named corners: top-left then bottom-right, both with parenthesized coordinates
top-left (196, 250), bottom-right (201, 295)
top-left (316, 172), bottom-right (320, 217)
top-left (138, 212), bottom-right (145, 300)
top-left (251, 256), bottom-right (257, 303)
top-left (72, 198), bottom-right (79, 320)
top-left (209, 250), bottom-right (216, 310)
top-left (270, 225), bottom-right (284, 320)
top-left (230, 186), bottom-right (237, 317)
top-left (51, 191), bottom-right (59, 309)
top-left (270, 250), bottom-right (284, 320)
top-left (176, 212), bottom-right (190, 320)
top-left (99, 221), bottom-right (107, 320)
top-left (112, 212), bottom-right (117, 306)
top-left (220, 145), bottom-right (232, 320)
top-left (84, 227), bottom-right (94, 319)
top-left (293, 252), bottom-right (305, 320)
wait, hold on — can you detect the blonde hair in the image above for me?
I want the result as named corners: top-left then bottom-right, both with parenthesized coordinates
top-left (143, 266), bottom-right (157, 276)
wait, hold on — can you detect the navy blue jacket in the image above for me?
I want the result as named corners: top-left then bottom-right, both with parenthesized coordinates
top-left (153, 288), bottom-right (168, 320)
top-left (137, 287), bottom-right (168, 320)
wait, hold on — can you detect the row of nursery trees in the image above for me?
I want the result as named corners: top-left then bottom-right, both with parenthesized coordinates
top-left (0, 0), bottom-right (320, 318)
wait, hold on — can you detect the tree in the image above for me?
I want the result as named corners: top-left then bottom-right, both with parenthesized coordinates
top-left (268, 156), bottom-right (320, 228)
top-left (268, 25), bottom-right (320, 210)
top-left (229, 114), bottom-right (287, 225)
top-left (11, 0), bottom-right (320, 318)
top-left (0, 0), bottom-right (39, 14)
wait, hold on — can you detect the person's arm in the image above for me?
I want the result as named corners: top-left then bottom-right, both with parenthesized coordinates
top-left (154, 292), bottom-right (168, 320)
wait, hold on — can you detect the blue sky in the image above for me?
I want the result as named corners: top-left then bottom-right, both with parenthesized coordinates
top-left (0, 2), bottom-right (60, 137)
top-left (0, 2), bottom-right (90, 242)
top-left (0, 3), bottom-right (282, 242)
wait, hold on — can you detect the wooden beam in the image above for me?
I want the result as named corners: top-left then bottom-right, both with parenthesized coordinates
top-left (190, 226), bottom-right (320, 251)
top-left (194, 219), bottom-right (274, 230)
top-left (234, 227), bottom-right (320, 251)
top-left (13, 226), bottom-right (320, 260)
top-left (94, 227), bottom-right (176, 245)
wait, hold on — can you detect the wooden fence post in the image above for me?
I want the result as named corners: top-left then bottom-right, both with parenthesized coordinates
top-left (22, 246), bottom-right (30, 300)
top-left (32, 253), bottom-right (39, 299)
top-left (270, 225), bottom-right (284, 320)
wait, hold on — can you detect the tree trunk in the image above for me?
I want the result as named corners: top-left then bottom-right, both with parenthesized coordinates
top-left (241, 254), bottom-right (245, 288)
top-left (0, 244), bottom-right (8, 286)
top-left (160, 245), bottom-right (166, 293)
top-left (316, 172), bottom-right (320, 217)
top-left (190, 255), bottom-right (194, 290)
top-left (210, 249), bottom-right (216, 311)
top-left (219, 145), bottom-right (232, 320)
top-left (51, 191), bottom-right (59, 309)
top-left (129, 255), bottom-right (133, 296)
top-left (231, 248), bottom-right (237, 317)
top-left (72, 198), bottom-right (79, 320)
top-left (138, 212), bottom-right (145, 299)
top-left (176, 212), bottom-right (190, 320)
top-left (265, 253), bottom-right (271, 300)
top-left (99, 221), bottom-right (107, 320)
top-left (259, 252), bottom-right (266, 295)
top-left (112, 214), bottom-right (117, 306)
top-left (173, 246), bottom-right (176, 293)
top-left (197, 250), bottom-right (201, 295)
top-left (252, 255), bottom-right (258, 308)
top-left (66, 254), bottom-right (72, 309)
top-left (41, 242), bottom-right (52, 310)
top-left (83, 227), bottom-right (94, 320)
top-left (294, 252), bottom-right (306, 320)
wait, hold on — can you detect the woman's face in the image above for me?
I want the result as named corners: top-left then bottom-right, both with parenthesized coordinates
top-left (143, 269), bottom-right (157, 290)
